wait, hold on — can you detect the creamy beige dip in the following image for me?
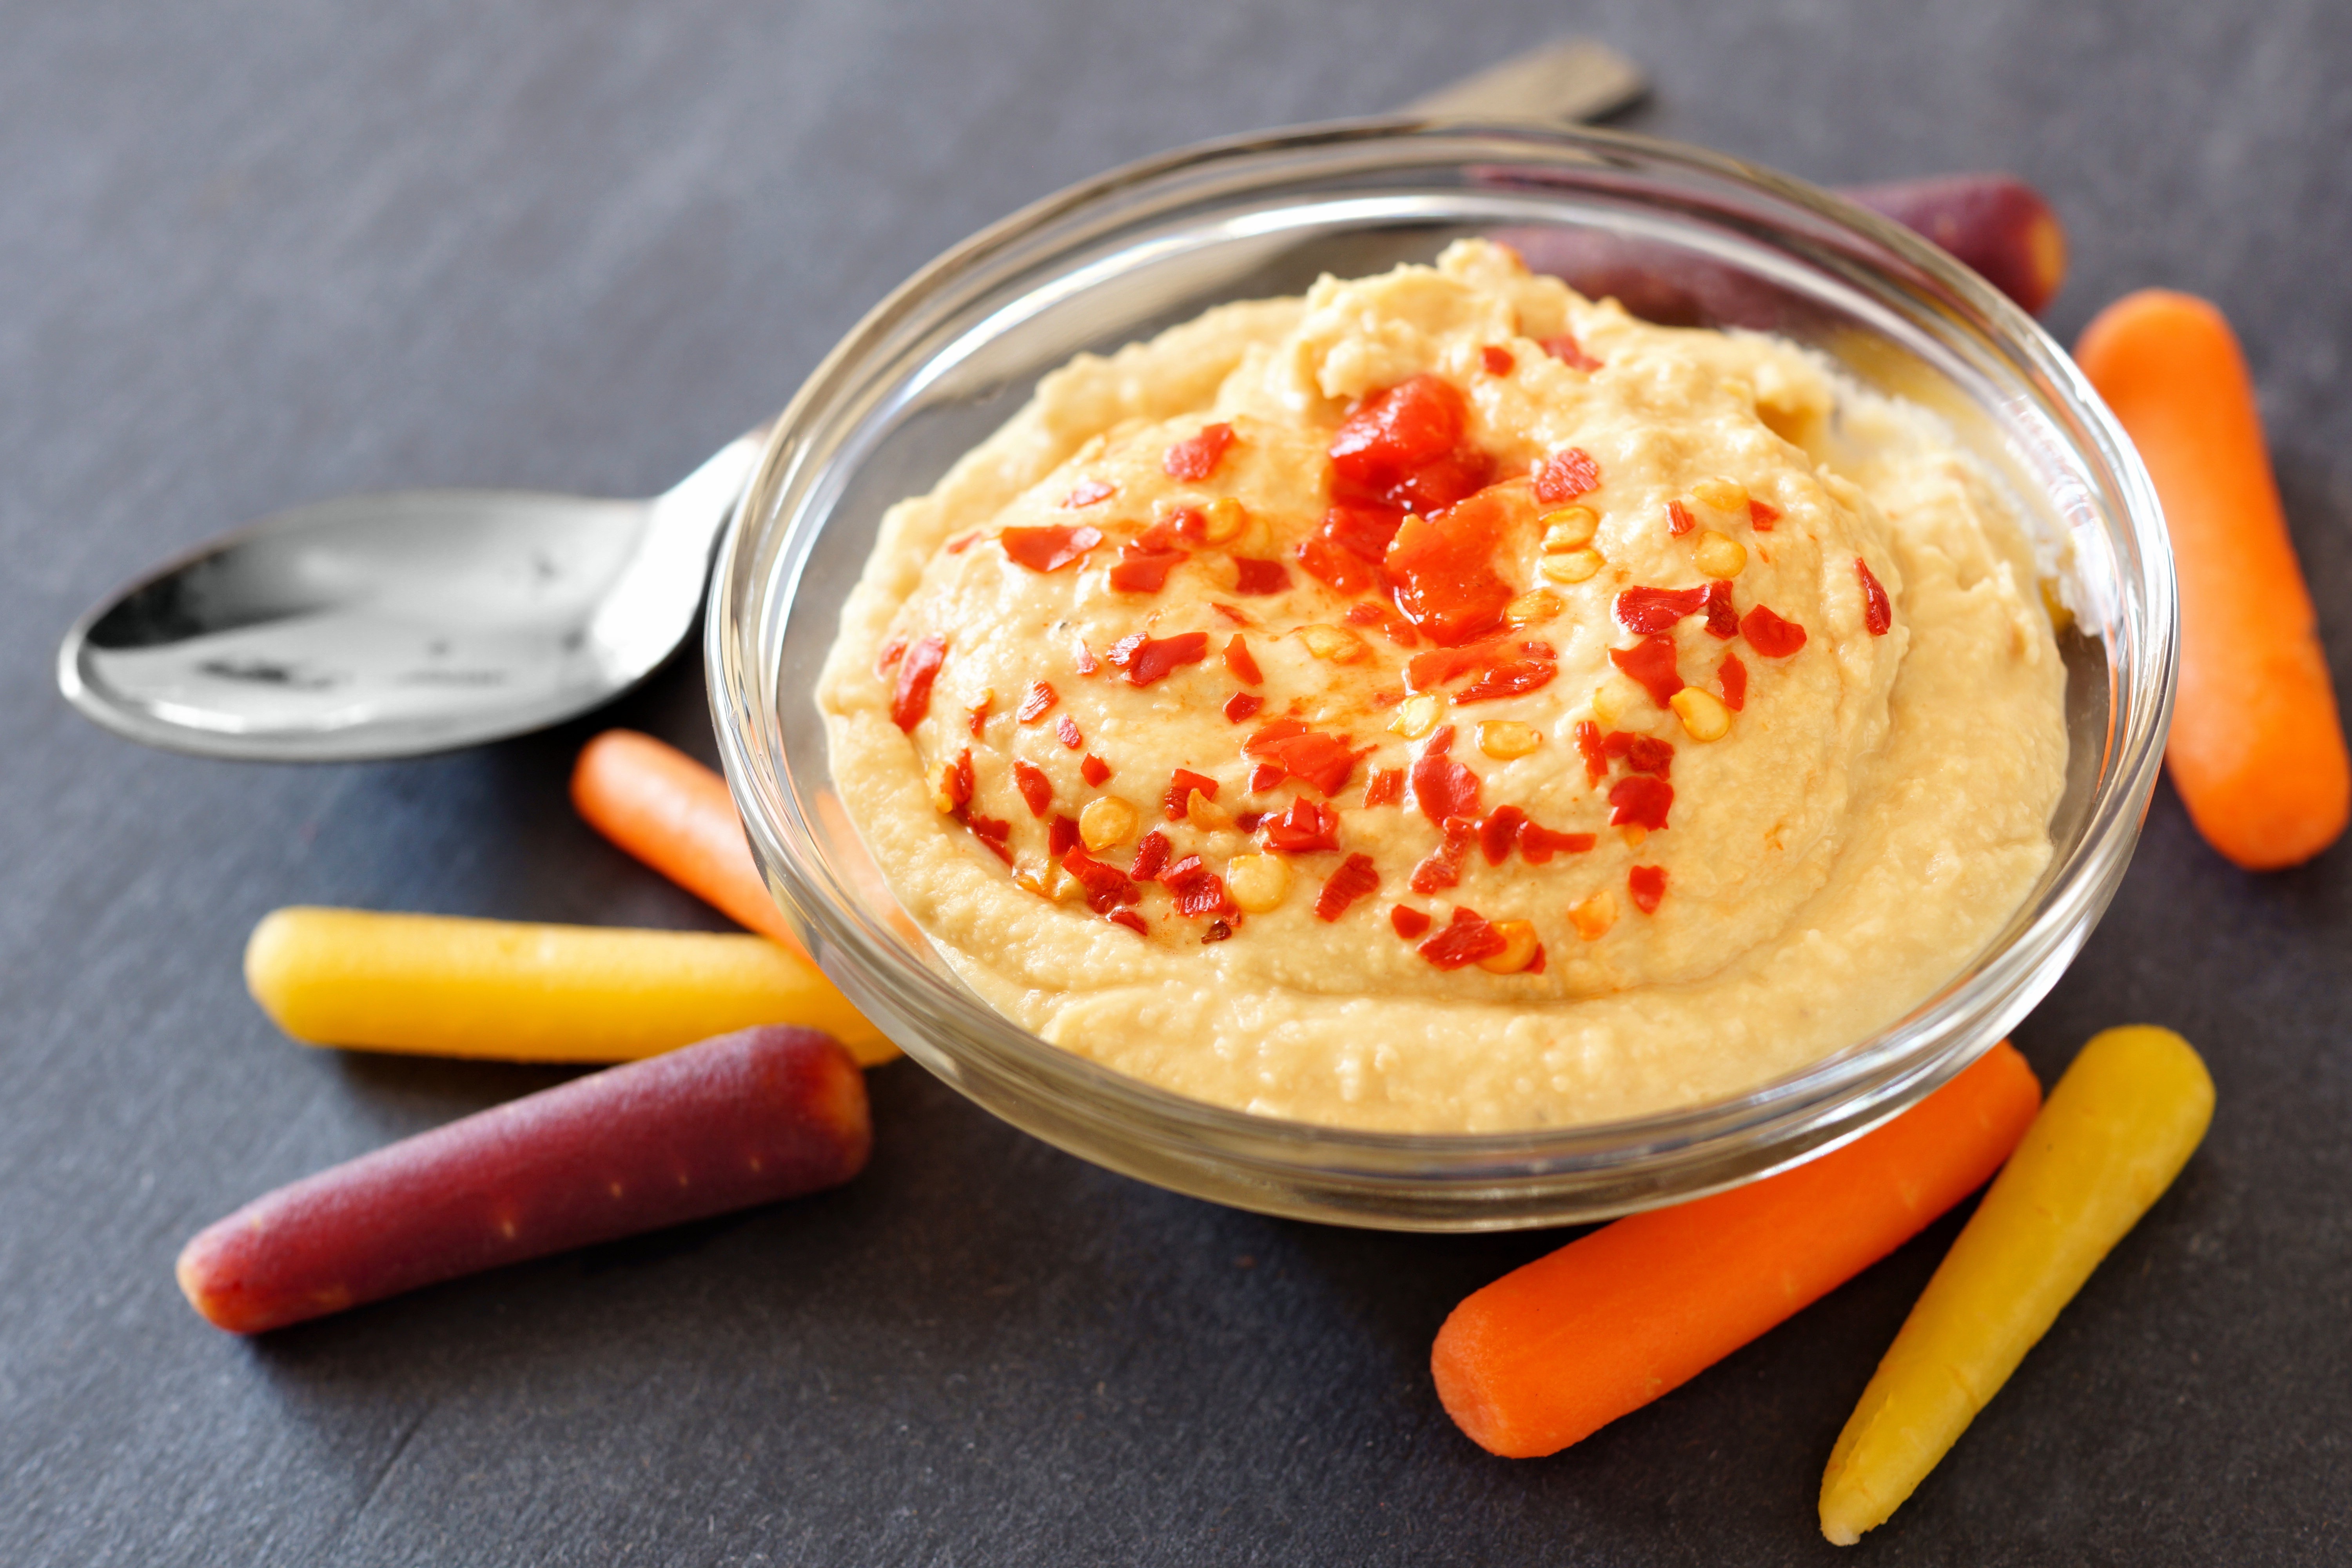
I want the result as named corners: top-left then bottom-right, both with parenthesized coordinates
top-left (819, 240), bottom-right (2065, 1132)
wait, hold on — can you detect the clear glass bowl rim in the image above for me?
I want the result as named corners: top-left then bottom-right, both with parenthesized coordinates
top-left (706, 118), bottom-right (2177, 1230)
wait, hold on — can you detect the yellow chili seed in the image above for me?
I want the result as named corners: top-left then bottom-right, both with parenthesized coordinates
top-left (1670, 686), bottom-right (1734, 742)
top-left (1619, 824), bottom-right (1648, 849)
top-left (1185, 788), bottom-right (1233, 833)
top-left (1079, 795), bottom-right (1138, 851)
top-left (930, 765), bottom-right (962, 815)
top-left (1225, 853), bottom-right (1291, 913)
top-left (1691, 477), bottom-right (1749, 514)
top-left (1539, 506), bottom-right (1599, 551)
top-left (1477, 721), bottom-right (1543, 760)
top-left (1200, 496), bottom-right (1248, 544)
top-left (1477, 920), bottom-right (1542, 974)
top-left (1390, 693), bottom-right (1443, 740)
top-left (1299, 623), bottom-right (1368, 662)
top-left (1693, 529), bottom-right (1748, 579)
top-left (1538, 548), bottom-right (1604, 585)
top-left (1570, 891), bottom-right (1617, 941)
top-left (1505, 590), bottom-right (1562, 625)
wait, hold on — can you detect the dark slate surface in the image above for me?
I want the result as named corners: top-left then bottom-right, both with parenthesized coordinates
top-left (5, 3), bottom-right (2347, 1563)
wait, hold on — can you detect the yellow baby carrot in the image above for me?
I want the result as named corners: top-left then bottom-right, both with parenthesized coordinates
top-left (1818, 1026), bottom-right (2214, 1545)
top-left (245, 907), bottom-right (895, 1067)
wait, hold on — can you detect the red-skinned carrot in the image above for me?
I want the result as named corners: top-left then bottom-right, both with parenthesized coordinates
top-left (1430, 1042), bottom-right (2042, 1458)
top-left (572, 730), bottom-right (807, 955)
top-left (176, 1025), bottom-right (869, 1334)
top-left (2075, 291), bottom-right (2350, 869)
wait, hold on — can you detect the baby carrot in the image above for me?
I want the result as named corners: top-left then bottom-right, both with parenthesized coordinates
top-left (572, 729), bottom-right (808, 955)
top-left (1430, 1042), bottom-right (2042, 1459)
top-left (2075, 291), bottom-right (2350, 869)
top-left (177, 1024), bottom-right (871, 1333)
top-left (1818, 1027), bottom-right (2213, 1545)
top-left (245, 907), bottom-right (894, 1066)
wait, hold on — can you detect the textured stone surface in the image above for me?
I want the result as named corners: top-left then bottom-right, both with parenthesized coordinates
top-left (4, 3), bottom-right (2347, 1563)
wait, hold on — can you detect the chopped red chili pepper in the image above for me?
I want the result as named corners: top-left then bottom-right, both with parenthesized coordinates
top-left (890, 635), bottom-right (947, 731)
top-left (1013, 761), bottom-right (1053, 817)
top-left (1607, 775), bottom-right (1674, 831)
top-left (1016, 681), bottom-right (1057, 723)
top-left (1162, 421), bottom-right (1237, 481)
top-left (1363, 768), bottom-right (1404, 808)
top-left (1314, 853), bottom-right (1381, 921)
top-left (1249, 762), bottom-right (1284, 793)
top-left (1234, 810), bottom-right (1265, 833)
top-left (1261, 797), bottom-right (1342, 854)
top-left (1385, 485), bottom-right (1522, 647)
top-left (1740, 604), bottom-right (1808, 658)
top-left (1330, 374), bottom-right (1493, 514)
top-left (1297, 527), bottom-right (1383, 597)
top-left (1163, 768), bottom-right (1219, 821)
top-left (1517, 821), bottom-right (1595, 862)
top-left (1222, 633), bottom-right (1261, 686)
top-left (1627, 864), bottom-right (1667, 913)
top-left (1161, 854), bottom-right (1236, 918)
top-left (1231, 557), bottom-right (1290, 595)
top-left (1074, 636), bottom-right (1100, 675)
top-left (1574, 719), bottom-right (1608, 787)
top-left (1242, 720), bottom-right (1365, 798)
top-left (1702, 579), bottom-right (1739, 639)
top-left (1609, 633), bottom-right (1685, 707)
top-left (945, 532), bottom-right (978, 554)
top-left (1047, 813), bottom-right (1080, 858)
top-left (1210, 602), bottom-right (1252, 626)
top-left (1127, 830), bottom-right (1172, 882)
top-left (1857, 557), bottom-right (1893, 635)
top-left (1479, 805), bottom-right (1527, 866)
top-left (1081, 753), bottom-right (1112, 786)
top-left (1107, 630), bottom-right (1210, 686)
top-left (1666, 499), bottom-right (1697, 537)
top-left (1418, 906), bottom-right (1508, 970)
top-left (1480, 345), bottom-right (1515, 376)
top-left (1108, 548), bottom-right (1186, 594)
top-left (941, 747), bottom-right (975, 811)
top-left (1056, 715), bottom-right (1083, 750)
top-left (1454, 658), bottom-right (1558, 705)
top-left (1405, 633), bottom-right (1506, 693)
top-left (1521, 639), bottom-right (1557, 659)
top-left (877, 637), bottom-right (906, 674)
top-left (1614, 584), bottom-right (1710, 635)
top-left (1719, 652), bottom-right (1748, 711)
top-left (1061, 479), bottom-right (1116, 508)
top-left (1106, 909), bottom-right (1149, 936)
top-left (1602, 730), bottom-right (1674, 777)
top-left (1001, 524), bottom-right (1101, 572)
top-left (966, 814), bottom-right (1013, 864)
top-left (1539, 334), bottom-right (1602, 372)
top-left (1410, 726), bottom-right (1483, 824)
top-left (1408, 817), bottom-right (1479, 895)
top-left (1748, 497), bottom-right (1781, 530)
top-left (966, 696), bottom-right (990, 737)
top-left (1223, 691), bottom-right (1263, 722)
top-left (1390, 905), bottom-right (1432, 938)
top-left (1533, 447), bottom-right (1601, 505)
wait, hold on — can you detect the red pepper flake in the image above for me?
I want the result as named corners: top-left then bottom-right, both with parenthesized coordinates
top-left (1607, 775), bottom-right (1674, 831)
top-left (1107, 630), bottom-right (1210, 686)
top-left (1234, 810), bottom-right (1265, 833)
top-left (1702, 579), bottom-right (1739, 640)
top-left (1163, 768), bottom-right (1220, 821)
top-left (1160, 854), bottom-right (1236, 918)
top-left (1128, 830), bottom-right (1172, 883)
top-left (1343, 602), bottom-right (1386, 627)
top-left (1479, 805), bottom-right (1527, 866)
top-left (941, 747), bottom-right (975, 811)
top-left (1405, 633), bottom-right (1505, 693)
top-left (1223, 691), bottom-right (1263, 723)
top-left (1666, 499), bottom-right (1698, 537)
top-left (1418, 906), bottom-right (1508, 970)
top-left (1330, 374), bottom-right (1494, 515)
top-left (944, 531), bottom-right (979, 554)
top-left (1047, 813), bottom-right (1080, 858)
top-left (1601, 730), bottom-right (1674, 777)
top-left (1517, 820), bottom-right (1595, 863)
top-left (1081, 753), bottom-right (1112, 786)
top-left (1249, 762), bottom-right (1284, 793)
top-left (1391, 905), bottom-right (1432, 938)
top-left (1074, 636), bottom-right (1100, 675)
top-left (1109, 548), bottom-right (1186, 594)
top-left (1521, 639), bottom-right (1557, 659)
top-left (1628, 864), bottom-right (1667, 914)
top-left (1525, 942), bottom-right (1547, 975)
top-left (1740, 604), bottom-right (1808, 658)
top-left (889, 635), bottom-right (947, 731)
top-left (1533, 446), bottom-right (1601, 505)
top-left (1161, 422), bottom-right (1237, 482)
top-left (1016, 681), bottom-right (1057, 723)
top-left (1106, 908), bottom-right (1149, 936)
top-left (1410, 726), bottom-right (1483, 824)
top-left (1454, 658), bottom-right (1558, 706)
top-left (1013, 761), bottom-right (1053, 817)
top-left (1210, 602), bottom-right (1254, 627)
top-left (1261, 797), bottom-right (1342, 854)
top-left (1609, 633), bottom-right (1685, 707)
top-left (1408, 817), bottom-right (1479, 895)
top-left (1055, 715), bottom-right (1083, 750)
top-left (1241, 719), bottom-right (1367, 799)
top-left (1201, 919), bottom-right (1233, 943)
top-left (1314, 853), bottom-right (1380, 921)
top-left (1480, 345), bottom-right (1515, 376)
top-left (1002, 524), bottom-right (1102, 572)
top-left (1061, 478), bottom-right (1116, 508)
top-left (966, 814), bottom-right (1013, 864)
top-left (966, 696), bottom-right (990, 737)
top-left (1222, 633), bottom-right (1261, 686)
top-left (1857, 557), bottom-right (1893, 635)
top-left (1748, 497), bottom-right (1781, 530)
top-left (1614, 584), bottom-right (1710, 635)
top-left (1296, 520), bottom-right (1387, 597)
top-left (1231, 557), bottom-right (1290, 595)
top-left (1719, 652), bottom-right (1748, 712)
top-left (1539, 333), bottom-right (1603, 372)
top-left (877, 637), bottom-right (907, 673)
top-left (1363, 768), bottom-right (1404, 808)
top-left (1385, 488), bottom-right (1520, 648)
top-left (1572, 721), bottom-right (1607, 787)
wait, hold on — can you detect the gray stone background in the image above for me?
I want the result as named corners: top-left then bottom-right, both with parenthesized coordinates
top-left (5, 2), bottom-right (2347, 1563)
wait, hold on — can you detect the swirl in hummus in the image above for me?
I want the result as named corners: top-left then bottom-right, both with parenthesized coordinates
top-left (819, 240), bottom-right (2067, 1132)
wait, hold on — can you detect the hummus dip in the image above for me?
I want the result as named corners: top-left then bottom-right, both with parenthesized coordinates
top-left (819, 240), bottom-right (2066, 1132)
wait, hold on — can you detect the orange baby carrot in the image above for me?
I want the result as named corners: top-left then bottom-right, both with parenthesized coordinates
top-left (572, 730), bottom-right (806, 957)
top-left (1430, 1042), bottom-right (2042, 1459)
top-left (2075, 290), bottom-right (2349, 869)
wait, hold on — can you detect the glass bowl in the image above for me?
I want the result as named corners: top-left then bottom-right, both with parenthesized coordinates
top-left (706, 121), bottom-right (2174, 1232)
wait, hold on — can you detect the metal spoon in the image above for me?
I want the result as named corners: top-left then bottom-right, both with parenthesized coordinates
top-left (56, 429), bottom-right (767, 762)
